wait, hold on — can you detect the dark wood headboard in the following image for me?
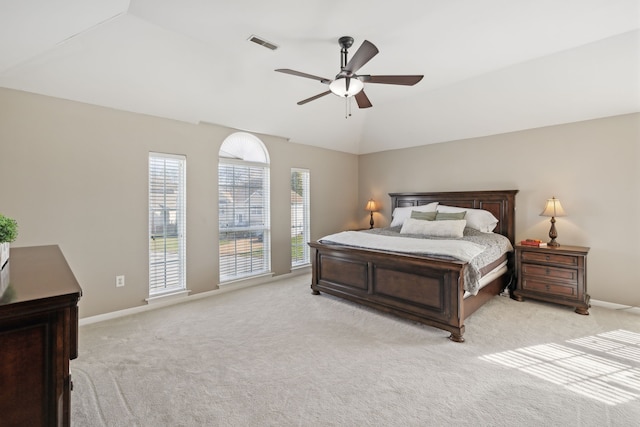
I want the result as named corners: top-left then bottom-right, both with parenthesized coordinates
top-left (389, 190), bottom-right (518, 244)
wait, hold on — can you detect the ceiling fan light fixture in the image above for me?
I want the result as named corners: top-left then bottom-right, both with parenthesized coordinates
top-left (329, 77), bottom-right (364, 97)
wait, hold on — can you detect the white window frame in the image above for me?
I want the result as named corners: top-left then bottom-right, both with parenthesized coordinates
top-left (291, 168), bottom-right (310, 267)
top-left (148, 152), bottom-right (186, 296)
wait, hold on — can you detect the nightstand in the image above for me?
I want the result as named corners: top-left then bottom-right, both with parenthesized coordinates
top-left (512, 244), bottom-right (590, 315)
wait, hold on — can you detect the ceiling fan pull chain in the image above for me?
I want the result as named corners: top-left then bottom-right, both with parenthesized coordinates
top-left (345, 97), bottom-right (353, 118)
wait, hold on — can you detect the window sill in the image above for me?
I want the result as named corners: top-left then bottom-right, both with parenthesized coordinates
top-left (219, 272), bottom-right (274, 289)
top-left (146, 289), bottom-right (191, 305)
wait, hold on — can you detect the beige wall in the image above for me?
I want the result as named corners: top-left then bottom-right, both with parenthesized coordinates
top-left (2, 86), bottom-right (637, 316)
top-left (0, 88), bottom-right (358, 318)
top-left (358, 113), bottom-right (640, 307)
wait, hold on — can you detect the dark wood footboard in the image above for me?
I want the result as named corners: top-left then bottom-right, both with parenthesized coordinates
top-left (310, 242), bottom-right (469, 341)
top-left (309, 190), bottom-right (518, 342)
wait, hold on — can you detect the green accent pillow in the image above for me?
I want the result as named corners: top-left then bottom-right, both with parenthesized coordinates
top-left (410, 210), bottom-right (437, 221)
top-left (436, 211), bottom-right (466, 220)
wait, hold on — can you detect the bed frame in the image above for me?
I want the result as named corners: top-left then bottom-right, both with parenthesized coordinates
top-left (309, 190), bottom-right (518, 342)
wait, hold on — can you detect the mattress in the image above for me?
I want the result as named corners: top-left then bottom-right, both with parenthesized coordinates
top-left (464, 259), bottom-right (508, 299)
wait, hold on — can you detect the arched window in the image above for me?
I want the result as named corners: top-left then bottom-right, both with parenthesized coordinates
top-left (218, 132), bottom-right (270, 282)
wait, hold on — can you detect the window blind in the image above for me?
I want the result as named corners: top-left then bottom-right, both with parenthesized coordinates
top-left (149, 153), bottom-right (186, 295)
top-left (291, 169), bottom-right (310, 267)
top-left (219, 160), bottom-right (270, 281)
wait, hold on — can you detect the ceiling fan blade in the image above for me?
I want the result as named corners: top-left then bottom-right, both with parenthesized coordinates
top-left (297, 90), bottom-right (332, 105)
top-left (354, 91), bottom-right (372, 109)
top-left (344, 40), bottom-right (379, 74)
top-left (360, 75), bottom-right (424, 85)
top-left (275, 69), bottom-right (331, 84)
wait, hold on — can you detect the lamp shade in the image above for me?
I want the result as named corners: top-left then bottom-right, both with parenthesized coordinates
top-left (365, 199), bottom-right (377, 212)
top-left (330, 77), bottom-right (364, 97)
top-left (540, 197), bottom-right (567, 217)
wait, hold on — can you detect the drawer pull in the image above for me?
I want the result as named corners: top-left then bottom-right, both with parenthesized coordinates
top-left (545, 285), bottom-right (550, 291)
top-left (546, 268), bottom-right (550, 275)
top-left (545, 255), bottom-right (550, 261)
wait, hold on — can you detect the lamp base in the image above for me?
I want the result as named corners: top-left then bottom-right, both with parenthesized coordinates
top-left (369, 212), bottom-right (374, 229)
top-left (547, 217), bottom-right (559, 247)
top-left (547, 239), bottom-right (560, 247)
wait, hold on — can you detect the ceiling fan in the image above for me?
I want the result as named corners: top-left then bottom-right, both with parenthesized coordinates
top-left (276, 36), bottom-right (423, 113)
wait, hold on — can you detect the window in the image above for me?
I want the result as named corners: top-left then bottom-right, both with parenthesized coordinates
top-left (149, 153), bottom-right (186, 295)
top-left (291, 168), bottom-right (310, 267)
top-left (219, 133), bottom-right (270, 282)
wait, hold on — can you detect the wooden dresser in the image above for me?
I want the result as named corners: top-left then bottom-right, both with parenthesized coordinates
top-left (513, 244), bottom-right (589, 314)
top-left (0, 245), bottom-right (82, 427)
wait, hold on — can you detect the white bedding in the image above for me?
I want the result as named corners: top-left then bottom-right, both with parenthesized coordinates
top-left (319, 231), bottom-right (486, 262)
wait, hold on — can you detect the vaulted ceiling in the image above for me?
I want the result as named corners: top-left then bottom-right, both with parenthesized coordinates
top-left (1, 0), bottom-right (638, 154)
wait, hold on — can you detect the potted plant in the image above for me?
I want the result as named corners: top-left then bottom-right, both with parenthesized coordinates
top-left (0, 213), bottom-right (18, 269)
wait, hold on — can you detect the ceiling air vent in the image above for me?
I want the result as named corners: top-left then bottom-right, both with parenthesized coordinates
top-left (248, 35), bottom-right (278, 51)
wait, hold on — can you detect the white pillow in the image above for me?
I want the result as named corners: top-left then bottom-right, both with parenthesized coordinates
top-left (436, 205), bottom-right (499, 233)
top-left (390, 202), bottom-right (438, 227)
top-left (400, 218), bottom-right (466, 238)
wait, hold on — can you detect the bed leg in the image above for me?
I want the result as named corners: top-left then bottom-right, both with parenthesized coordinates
top-left (311, 285), bottom-right (320, 295)
top-left (449, 333), bottom-right (465, 343)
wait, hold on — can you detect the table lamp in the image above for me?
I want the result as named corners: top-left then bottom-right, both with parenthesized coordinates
top-left (540, 197), bottom-right (566, 247)
top-left (365, 199), bottom-right (377, 229)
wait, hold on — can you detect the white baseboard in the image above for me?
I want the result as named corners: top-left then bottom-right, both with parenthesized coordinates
top-left (80, 267), bottom-right (311, 326)
top-left (590, 298), bottom-right (640, 314)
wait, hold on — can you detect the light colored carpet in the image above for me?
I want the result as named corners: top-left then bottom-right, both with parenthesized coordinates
top-left (72, 274), bottom-right (640, 426)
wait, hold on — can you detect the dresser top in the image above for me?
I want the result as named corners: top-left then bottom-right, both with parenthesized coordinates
top-left (1, 245), bottom-right (82, 309)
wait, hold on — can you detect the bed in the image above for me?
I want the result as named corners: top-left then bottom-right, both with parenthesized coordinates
top-left (309, 189), bottom-right (518, 342)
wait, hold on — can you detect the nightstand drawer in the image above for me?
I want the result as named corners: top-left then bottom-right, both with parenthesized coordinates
top-left (521, 263), bottom-right (577, 283)
top-left (522, 278), bottom-right (576, 297)
top-left (520, 251), bottom-right (578, 267)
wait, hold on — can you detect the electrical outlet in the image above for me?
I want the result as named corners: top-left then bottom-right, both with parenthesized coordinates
top-left (116, 275), bottom-right (125, 287)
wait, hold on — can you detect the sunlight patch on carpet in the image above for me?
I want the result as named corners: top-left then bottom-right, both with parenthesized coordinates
top-left (480, 329), bottom-right (640, 406)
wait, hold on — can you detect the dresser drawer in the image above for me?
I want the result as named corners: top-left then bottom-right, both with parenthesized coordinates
top-left (521, 278), bottom-right (576, 297)
top-left (521, 263), bottom-right (578, 284)
top-left (520, 251), bottom-right (578, 267)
